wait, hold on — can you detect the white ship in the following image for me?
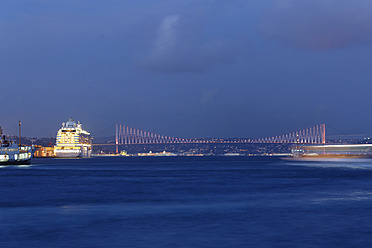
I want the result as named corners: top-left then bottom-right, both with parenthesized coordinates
top-left (0, 125), bottom-right (33, 165)
top-left (54, 118), bottom-right (92, 158)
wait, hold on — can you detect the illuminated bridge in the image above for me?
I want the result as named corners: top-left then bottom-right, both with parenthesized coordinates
top-left (115, 123), bottom-right (326, 146)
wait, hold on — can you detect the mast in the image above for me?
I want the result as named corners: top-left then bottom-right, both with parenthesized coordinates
top-left (19, 120), bottom-right (21, 146)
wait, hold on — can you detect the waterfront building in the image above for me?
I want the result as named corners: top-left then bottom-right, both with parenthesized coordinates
top-left (34, 146), bottom-right (55, 158)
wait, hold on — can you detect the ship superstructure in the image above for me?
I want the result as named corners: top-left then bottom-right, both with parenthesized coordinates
top-left (54, 118), bottom-right (92, 158)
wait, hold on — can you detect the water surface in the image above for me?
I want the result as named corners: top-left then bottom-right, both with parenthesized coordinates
top-left (1, 156), bottom-right (372, 247)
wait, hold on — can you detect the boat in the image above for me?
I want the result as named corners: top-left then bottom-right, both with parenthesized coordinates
top-left (0, 124), bottom-right (33, 165)
top-left (289, 143), bottom-right (372, 160)
top-left (54, 118), bottom-right (92, 158)
top-left (291, 147), bottom-right (305, 158)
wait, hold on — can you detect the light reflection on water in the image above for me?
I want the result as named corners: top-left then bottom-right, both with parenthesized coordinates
top-left (0, 164), bottom-right (33, 169)
top-left (285, 158), bottom-right (372, 169)
top-left (312, 191), bottom-right (372, 204)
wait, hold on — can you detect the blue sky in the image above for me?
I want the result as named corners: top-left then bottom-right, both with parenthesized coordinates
top-left (1, 0), bottom-right (372, 139)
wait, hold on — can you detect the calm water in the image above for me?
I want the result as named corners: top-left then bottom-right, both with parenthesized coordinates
top-left (1, 156), bottom-right (372, 248)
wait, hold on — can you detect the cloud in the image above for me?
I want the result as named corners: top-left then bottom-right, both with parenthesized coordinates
top-left (259, 0), bottom-right (372, 50)
top-left (139, 14), bottom-right (235, 73)
top-left (152, 15), bottom-right (180, 59)
top-left (201, 88), bottom-right (219, 106)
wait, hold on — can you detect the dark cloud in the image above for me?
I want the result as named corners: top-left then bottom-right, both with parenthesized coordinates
top-left (139, 14), bottom-right (235, 73)
top-left (259, 0), bottom-right (372, 50)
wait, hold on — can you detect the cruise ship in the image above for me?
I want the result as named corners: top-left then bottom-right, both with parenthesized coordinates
top-left (54, 118), bottom-right (92, 158)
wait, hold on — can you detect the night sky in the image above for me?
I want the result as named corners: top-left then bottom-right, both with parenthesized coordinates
top-left (1, 0), bottom-right (372, 139)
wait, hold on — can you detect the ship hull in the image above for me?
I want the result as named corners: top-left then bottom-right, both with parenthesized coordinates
top-left (54, 149), bottom-right (81, 158)
top-left (0, 145), bottom-right (33, 165)
top-left (0, 158), bottom-right (31, 165)
top-left (55, 148), bottom-right (91, 158)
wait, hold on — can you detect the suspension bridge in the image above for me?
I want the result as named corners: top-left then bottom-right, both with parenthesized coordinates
top-left (114, 123), bottom-right (326, 147)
